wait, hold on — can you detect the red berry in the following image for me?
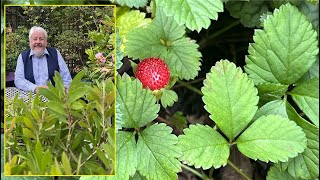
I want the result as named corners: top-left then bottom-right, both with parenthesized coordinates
top-left (135, 57), bottom-right (170, 91)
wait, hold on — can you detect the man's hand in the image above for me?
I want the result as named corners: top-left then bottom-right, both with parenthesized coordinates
top-left (35, 85), bottom-right (48, 93)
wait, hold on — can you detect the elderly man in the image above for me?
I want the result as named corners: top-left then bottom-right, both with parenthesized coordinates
top-left (14, 26), bottom-right (72, 93)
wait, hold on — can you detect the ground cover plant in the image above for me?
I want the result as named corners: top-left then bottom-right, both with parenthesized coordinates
top-left (1, 0), bottom-right (319, 179)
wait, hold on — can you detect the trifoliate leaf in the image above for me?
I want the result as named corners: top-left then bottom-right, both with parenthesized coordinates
top-left (253, 100), bottom-right (287, 121)
top-left (178, 124), bottom-right (229, 169)
top-left (113, 0), bottom-right (148, 8)
top-left (273, 0), bottom-right (302, 8)
top-left (137, 123), bottom-right (181, 180)
top-left (281, 102), bottom-right (320, 179)
top-left (125, 9), bottom-right (202, 80)
top-left (157, 0), bottom-right (224, 32)
top-left (267, 165), bottom-right (297, 180)
top-left (202, 60), bottom-right (258, 140)
top-left (160, 89), bottom-right (178, 108)
top-left (116, 74), bottom-right (160, 128)
top-left (245, 4), bottom-right (319, 85)
top-left (289, 78), bottom-right (319, 127)
top-left (226, 0), bottom-right (270, 28)
top-left (257, 82), bottom-right (288, 106)
top-left (237, 115), bottom-right (307, 163)
top-left (116, 131), bottom-right (137, 180)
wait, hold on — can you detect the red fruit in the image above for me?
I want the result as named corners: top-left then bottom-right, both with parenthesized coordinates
top-left (135, 57), bottom-right (170, 91)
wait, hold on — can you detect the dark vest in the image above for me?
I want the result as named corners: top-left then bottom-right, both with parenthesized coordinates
top-left (21, 47), bottom-right (60, 86)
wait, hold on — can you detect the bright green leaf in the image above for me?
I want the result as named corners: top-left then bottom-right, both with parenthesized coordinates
top-left (202, 60), bottom-right (258, 140)
top-left (256, 82), bottom-right (288, 106)
top-left (289, 78), bottom-right (319, 127)
top-left (245, 4), bottom-right (319, 85)
top-left (160, 89), bottom-right (178, 108)
top-left (62, 152), bottom-right (72, 175)
top-left (237, 115), bottom-right (307, 163)
top-left (178, 124), bottom-right (229, 169)
top-left (157, 0), bottom-right (224, 32)
top-left (116, 74), bottom-right (160, 128)
top-left (253, 100), bottom-right (287, 121)
top-left (137, 123), bottom-right (181, 180)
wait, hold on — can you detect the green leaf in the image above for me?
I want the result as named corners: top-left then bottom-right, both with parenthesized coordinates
top-left (273, 0), bottom-right (302, 8)
top-left (245, 4), bottom-right (319, 85)
top-left (289, 78), bottom-right (319, 127)
top-left (116, 74), bottom-right (160, 128)
top-left (178, 124), bottom-right (229, 169)
top-left (114, 0), bottom-right (148, 8)
top-left (253, 100), bottom-right (287, 121)
top-left (137, 123), bottom-right (181, 180)
top-left (116, 131), bottom-right (137, 180)
top-left (125, 9), bottom-right (202, 80)
top-left (116, 29), bottom-right (124, 69)
top-left (95, 148), bottom-right (110, 170)
top-left (236, 115), bottom-right (307, 163)
top-left (157, 0), bottom-right (224, 32)
top-left (115, 102), bottom-right (123, 132)
top-left (160, 89), bottom-right (178, 108)
top-left (202, 60), bottom-right (258, 140)
top-left (278, 102), bottom-right (320, 179)
top-left (299, 0), bottom-right (319, 32)
top-left (267, 165), bottom-right (297, 180)
top-left (256, 82), bottom-right (288, 106)
top-left (226, 0), bottom-right (270, 28)
top-left (62, 152), bottom-right (72, 175)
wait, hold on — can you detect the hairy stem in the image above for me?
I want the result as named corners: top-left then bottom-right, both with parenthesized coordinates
top-left (227, 160), bottom-right (252, 180)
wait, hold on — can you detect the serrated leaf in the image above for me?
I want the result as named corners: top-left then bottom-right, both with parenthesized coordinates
top-left (114, 0), bottom-right (148, 8)
top-left (253, 100), bottom-right (287, 121)
top-left (278, 102), bottom-right (320, 179)
top-left (137, 123), bottom-right (181, 180)
top-left (257, 82), bottom-right (288, 106)
top-left (289, 78), bottom-right (319, 127)
top-left (157, 0), bottom-right (224, 32)
top-left (125, 9), bottom-right (202, 80)
top-left (160, 89), bottom-right (178, 108)
top-left (273, 0), bottom-right (302, 8)
top-left (267, 165), bottom-right (297, 180)
top-left (226, 0), bottom-right (269, 28)
top-left (116, 74), bottom-right (160, 128)
top-left (202, 60), bottom-right (258, 140)
top-left (245, 4), bottom-right (319, 85)
top-left (237, 115), bottom-right (307, 163)
top-left (178, 124), bottom-right (229, 169)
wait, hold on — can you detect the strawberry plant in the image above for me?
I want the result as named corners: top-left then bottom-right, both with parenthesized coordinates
top-left (1, 0), bottom-right (319, 180)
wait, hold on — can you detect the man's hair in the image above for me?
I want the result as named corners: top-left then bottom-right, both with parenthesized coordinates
top-left (29, 26), bottom-right (48, 40)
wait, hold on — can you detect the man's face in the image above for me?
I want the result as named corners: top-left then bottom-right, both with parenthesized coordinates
top-left (29, 31), bottom-right (47, 57)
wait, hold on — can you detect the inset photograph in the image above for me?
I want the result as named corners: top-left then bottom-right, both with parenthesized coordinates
top-left (4, 5), bottom-right (115, 175)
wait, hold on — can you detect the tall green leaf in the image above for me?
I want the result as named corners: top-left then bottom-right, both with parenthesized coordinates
top-left (202, 60), bottom-right (259, 140)
top-left (245, 4), bottom-right (319, 85)
top-left (125, 9), bottom-right (202, 80)
top-left (137, 123), bottom-right (181, 180)
top-left (289, 78), bottom-right (319, 127)
top-left (178, 124), bottom-right (229, 169)
top-left (116, 74), bottom-right (160, 128)
top-left (237, 115), bottom-right (307, 163)
top-left (157, 0), bottom-right (224, 32)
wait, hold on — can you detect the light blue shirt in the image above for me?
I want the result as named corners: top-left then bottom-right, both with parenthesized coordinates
top-left (14, 48), bottom-right (72, 92)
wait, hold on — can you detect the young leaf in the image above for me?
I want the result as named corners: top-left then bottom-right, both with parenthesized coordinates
top-left (236, 115), bottom-right (307, 163)
top-left (256, 82), bottom-right (288, 106)
top-left (279, 102), bottom-right (320, 179)
top-left (252, 100), bottom-right (287, 121)
top-left (202, 60), bottom-right (258, 140)
top-left (160, 89), bottom-right (178, 108)
top-left (137, 123), bottom-right (181, 180)
top-left (113, 0), bottom-right (148, 8)
top-left (116, 131), bottom-right (137, 180)
top-left (245, 4), bottom-right (319, 85)
top-left (157, 0), bottom-right (224, 32)
top-left (226, 0), bottom-right (269, 28)
top-left (178, 124), bottom-right (229, 169)
top-left (289, 78), bottom-right (319, 127)
top-left (116, 74), bottom-right (160, 128)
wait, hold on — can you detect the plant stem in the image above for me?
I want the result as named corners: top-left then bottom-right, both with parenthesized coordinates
top-left (181, 164), bottom-right (210, 179)
top-left (227, 160), bottom-right (252, 180)
top-left (177, 80), bottom-right (203, 96)
top-left (199, 20), bottom-right (241, 49)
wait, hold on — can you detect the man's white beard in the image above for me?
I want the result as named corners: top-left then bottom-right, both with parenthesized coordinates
top-left (34, 49), bottom-right (45, 58)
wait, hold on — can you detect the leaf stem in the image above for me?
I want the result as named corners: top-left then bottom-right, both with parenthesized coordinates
top-left (227, 160), bottom-right (252, 180)
top-left (181, 164), bottom-right (210, 179)
top-left (199, 20), bottom-right (241, 49)
top-left (177, 80), bottom-right (203, 96)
